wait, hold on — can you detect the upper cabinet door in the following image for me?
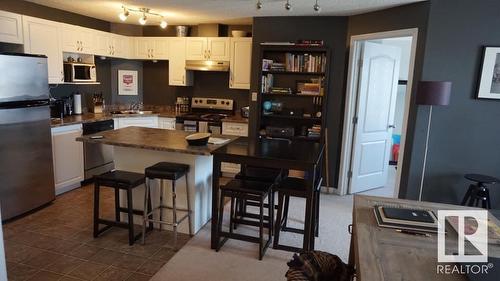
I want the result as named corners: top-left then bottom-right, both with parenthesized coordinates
top-left (230, 38), bottom-right (252, 89)
top-left (186, 37), bottom-right (207, 60)
top-left (61, 25), bottom-right (94, 54)
top-left (153, 38), bottom-right (169, 60)
top-left (93, 31), bottom-right (110, 57)
top-left (112, 34), bottom-right (130, 58)
top-left (169, 38), bottom-right (193, 86)
top-left (207, 38), bottom-right (230, 61)
top-left (0, 10), bottom-right (23, 44)
top-left (23, 16), bottom-right (63, 84)
top-left (135, 37), bottom-right (152, 59)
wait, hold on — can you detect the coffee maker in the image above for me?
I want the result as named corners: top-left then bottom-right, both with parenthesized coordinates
top-left (50, 96), bottom-right (73, 119)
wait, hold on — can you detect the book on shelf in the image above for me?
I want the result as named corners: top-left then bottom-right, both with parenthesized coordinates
top-left (261, 73), bottom-right (274, 93)
top-left (262, 59), bottom-right (273, 71)
top-left (260, 42), bottom-right (296, 46)
top-left (296, 40), bottom-right (324, 47)
top-left (269, 87), bottom-right (292, 95)
top-left (285, 53), bottom-right (326, 73)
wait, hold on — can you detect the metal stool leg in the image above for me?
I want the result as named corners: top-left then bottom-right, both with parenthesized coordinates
top-left (172, 179), bottom-right (178, 250)
top-left (461, 185), bottom-right (474, 205)
top-left (159, 179), bottom-right (164, 231)
top-left (185, 175), bottom-right (193, 236)
top-left (115, 188), bottom-right (120, 222)
top-left (486, 188), bottom-right (492, 209)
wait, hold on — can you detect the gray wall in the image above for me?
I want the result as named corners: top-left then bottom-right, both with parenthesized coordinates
top-left (250, 16), bottom-right (349, 187)
top-left (110, 60), bottom-right (143, 104)
top-left (405, 0), bottom-right (500, 208)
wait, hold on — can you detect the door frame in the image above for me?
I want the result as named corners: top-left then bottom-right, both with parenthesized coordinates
top-left (337, 28), bottom-right (419, 196)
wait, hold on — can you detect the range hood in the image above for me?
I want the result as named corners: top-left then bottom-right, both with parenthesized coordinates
top-left (185, 60), bottom-right (229, 72)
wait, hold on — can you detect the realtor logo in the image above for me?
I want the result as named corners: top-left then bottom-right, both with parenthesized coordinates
top-left (438, 210), bottom-right (488, 263)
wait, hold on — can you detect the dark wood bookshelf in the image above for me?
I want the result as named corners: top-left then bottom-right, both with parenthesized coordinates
top-left (262, 70), bottom-right (326, 75)
top-left (256, 45), bottom-right (330, 142)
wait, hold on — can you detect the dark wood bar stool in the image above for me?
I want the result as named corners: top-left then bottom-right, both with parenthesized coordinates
top-left (273, 176), bottom-right (322, 252)
top-left (215, 179), bottom-right (274, 260)
top-left (142, 162), bottom-right (192, 250)
top-left (93, 170), bottom-right (153, 245)
top-left (233, 166), bottom-right (284, 231)
top-left (461, 173), bottom-right (498, 209)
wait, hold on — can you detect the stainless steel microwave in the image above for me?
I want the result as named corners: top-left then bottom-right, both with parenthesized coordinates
top-left (63, 62), bottom-right (96, 82)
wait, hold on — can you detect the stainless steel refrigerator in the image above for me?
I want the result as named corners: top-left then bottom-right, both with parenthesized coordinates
top-left (0, 53), bottom-right (55, 221)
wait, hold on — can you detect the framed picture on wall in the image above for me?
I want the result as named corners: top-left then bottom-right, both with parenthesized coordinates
top-left (118, 70), bottom-right (138, 96)
top-left (477, 47), bottom-right (500, 99)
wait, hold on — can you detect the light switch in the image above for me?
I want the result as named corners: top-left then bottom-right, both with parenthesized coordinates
top-left (251, 92), bottom-right (258, 101)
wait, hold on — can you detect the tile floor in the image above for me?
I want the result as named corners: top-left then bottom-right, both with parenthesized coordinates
top-left (2, 184), bottom-right (190, 281)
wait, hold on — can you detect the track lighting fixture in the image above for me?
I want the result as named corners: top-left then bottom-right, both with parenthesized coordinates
top-left (256, 0), bottom-right (263, 10)
top-left (118, 6), bottom-right (167, 28)
top-left (285, 0), bottom-right (292, 11)
top-left (160, 18), bottom-right (168, 29)
top-left (313, 0), bottom-right (321, 13)
top-left (118, 7), bottom-right (129, 21)
top-left (139, 13), bottom-right (147, 25)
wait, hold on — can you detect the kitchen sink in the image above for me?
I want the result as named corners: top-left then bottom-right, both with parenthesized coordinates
top-left (111, 110), bottom-right (154, 115)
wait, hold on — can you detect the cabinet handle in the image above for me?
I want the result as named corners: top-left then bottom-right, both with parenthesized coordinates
top-left (61, 70), bottom-right (64, 82)
top-left (182, 75), bottom-right (185, 84)
top-left (113, 46), bottom-right (115, 55)
top-left (208, 49), bottom-right (211, 58)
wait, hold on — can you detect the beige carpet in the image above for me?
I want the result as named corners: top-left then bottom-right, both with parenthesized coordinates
top-left (151, 192), bottom-right (354, 281)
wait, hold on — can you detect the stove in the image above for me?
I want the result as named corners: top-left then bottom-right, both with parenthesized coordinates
top-left (176, 97), bottom-right (235, 133)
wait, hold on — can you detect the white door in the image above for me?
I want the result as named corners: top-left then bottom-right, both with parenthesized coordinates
top-left (349, 42), bottom-right (401, 193)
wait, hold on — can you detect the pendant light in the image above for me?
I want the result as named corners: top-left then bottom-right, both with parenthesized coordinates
top-left (138, 12), bottom-right (147, 25)
top-left (313, 0), bottom-right (321, 13)
top-left (285, 0), bottom-right (292, 11)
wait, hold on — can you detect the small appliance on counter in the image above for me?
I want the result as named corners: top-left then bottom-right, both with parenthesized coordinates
top-left (175, 97), bottom-right (190, 114)
top-left (50, 96), bottom-right (73, 119)
top-left (241, 106), bottom-right (250, 118)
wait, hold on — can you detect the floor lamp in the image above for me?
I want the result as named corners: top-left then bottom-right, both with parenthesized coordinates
top-left (416, 81), bottom-right (451, 201)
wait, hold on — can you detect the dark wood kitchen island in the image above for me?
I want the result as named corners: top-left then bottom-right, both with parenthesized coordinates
top-left (77, 126), bottom-right (238, 234)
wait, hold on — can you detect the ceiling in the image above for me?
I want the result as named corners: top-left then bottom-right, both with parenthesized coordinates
top-left (26, 0), bottom-right (425, 25)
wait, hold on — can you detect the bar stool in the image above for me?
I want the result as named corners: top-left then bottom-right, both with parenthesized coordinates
top-left (233, 166), bottom-right (284, 231)
top-left (93, 170), bottom-right (153, 245)
top-left (461, 173), bottom-right (498, 209)
top-left (215, 179), bottom-right (274, 260)
top-left (142, 162), bottom-right (192, 250)
top-left (273, 176), bottom-right (322, 252)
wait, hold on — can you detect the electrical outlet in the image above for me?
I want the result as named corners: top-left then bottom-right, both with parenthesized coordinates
top-left (251, 92), bottom-right (258, 101)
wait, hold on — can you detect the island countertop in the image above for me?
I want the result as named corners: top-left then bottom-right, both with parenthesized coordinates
top-left (76, 126), bottom-right (238, 156)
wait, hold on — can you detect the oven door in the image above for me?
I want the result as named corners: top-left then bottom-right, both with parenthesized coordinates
top-left (84, 142), bottom-right (114, 179)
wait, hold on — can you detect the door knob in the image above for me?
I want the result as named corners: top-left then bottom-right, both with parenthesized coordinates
top-left (388, 125), bottom-right (396, 128)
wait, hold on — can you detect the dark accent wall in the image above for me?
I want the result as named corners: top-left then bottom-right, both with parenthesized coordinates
top-left (250, 17), bottom-right (349, 187)
top-left (404, 0), bottom-right (500, 208)
top-left (110, 60), bottom-right (143, 104)
top-left (347, 2), bottom-right (431, 196)
top-left (0, 0), bottom-right (109, 31)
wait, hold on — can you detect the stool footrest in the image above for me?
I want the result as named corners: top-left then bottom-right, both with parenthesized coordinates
top-left (144, 213), bottom-right (190, 226)
top-left (232, 218), bottom-right (272, 229)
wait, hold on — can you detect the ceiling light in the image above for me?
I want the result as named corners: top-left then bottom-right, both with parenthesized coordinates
top-left (160, 18), bottom-right (168, 29)
top-left (285, 0), bottom-right (292, 11)
top-left (118, 7), bottom-right (129, 21)
top-left (139, 13), bottom-right (147, 25)
top-left (313, 0), bottom-right (321, 13)
top-left (256, 0), bottom-right (262, 10)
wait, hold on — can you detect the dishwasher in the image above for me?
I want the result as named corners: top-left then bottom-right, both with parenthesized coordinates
top-left (82, 119), bottom-right (115, 182)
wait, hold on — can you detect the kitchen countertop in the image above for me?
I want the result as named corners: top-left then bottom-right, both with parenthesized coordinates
top-left (51, 111), bottom-right (248, 127)
top-left (76, 126), bottom-right (239, 156)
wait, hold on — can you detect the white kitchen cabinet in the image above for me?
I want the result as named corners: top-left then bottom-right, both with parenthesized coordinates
top-left (159, 117), bottom-right (176, 130)
top-left (221, 122), bottom-right (248, 174)
top-left (51, 124), bottom-right (84, 195)
top-left (61, 24), bottom-right (94, 54)
top-left (114, 116), bottom-right (159, 129)
top-left (169, 38), bottom-right (193, 86)
top-left (0, 10), bottom-right (23, 44)
top-left (134, 37), bottom-right (169, 60)
top-left (22, 16), bottom-right (64, 84)
top-left (186, 37), bottom-right (230, 61)
top-left (94, 31), bottom-right (129, 58)
top-left (229, 38), bottom-right (252, 89)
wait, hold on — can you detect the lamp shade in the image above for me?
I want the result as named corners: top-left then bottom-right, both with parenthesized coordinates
top-left (416, 81), bottom-right (452, 106)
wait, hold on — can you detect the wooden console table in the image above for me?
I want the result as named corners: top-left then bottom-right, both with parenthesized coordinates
top-left (349, 195), bottom-right (500, 281)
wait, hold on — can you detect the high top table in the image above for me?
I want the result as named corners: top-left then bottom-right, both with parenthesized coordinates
top-left (211, 137), bottom-right (325, 251)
